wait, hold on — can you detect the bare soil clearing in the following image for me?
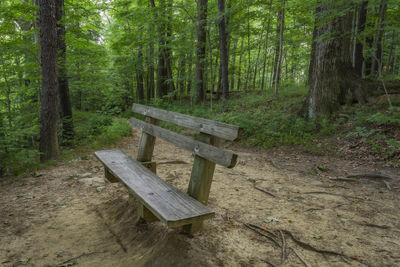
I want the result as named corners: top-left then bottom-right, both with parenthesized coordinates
top-left (1, 128), bottom-right (400, 267)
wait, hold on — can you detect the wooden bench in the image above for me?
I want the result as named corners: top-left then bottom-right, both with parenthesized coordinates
top-left (94, 103), bottom-right (242, 233)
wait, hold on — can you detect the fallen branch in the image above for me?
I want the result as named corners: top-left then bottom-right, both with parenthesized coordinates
top-left (158, 160), bottom-right (188, 165)
top-left (281, 229), bottom-right (344, 257)
top-left (358, 222), bottom-right (390, 229)
top-left (346, 173), bottom-right (392, 180)
top-left (243, 223), bottom-right (280, 247)
top-left (254, 186), bottom-right (277, 198)
top-left (292, 249), bottom-right (310, 267)
top-left (57, 251), bottom-right (103, 266)
top-left (383, 180), bottom-right (391, 190)
top-left (279, 230), bottom-right (286, 264)
top-left (261, 259), bottom-right (278, 267)
top-left (302, 191), bottom-right (358, 200)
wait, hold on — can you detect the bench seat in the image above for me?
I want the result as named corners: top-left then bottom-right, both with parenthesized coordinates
top-left (94, 149), bottom-right (215, 227)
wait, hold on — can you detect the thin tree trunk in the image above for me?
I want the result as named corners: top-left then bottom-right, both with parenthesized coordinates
top-left (195, 0), bottom-right (208, 103)
top-left (354, 1), bottom-right (368, 76)
top-left (56, 0), bottom-right (73, 144)
top-left (273, 0), bottom-right (285, 96)
top-left (230, 39), bottom-right (238, 92)
top-left (218, 0), bottom-right (229, 104)
top-left (137, 34), bottom-right (145, 102)
top-left (370, 0), bottom-right (388, 77)
top-left (261, 0), bottom-right (273, 92)
top-left (39, 0), bottom-right (59, 161)
top-left (237, 39), bottom-right (244, 91)
top-left (244, 2), bottom-right (251, 91)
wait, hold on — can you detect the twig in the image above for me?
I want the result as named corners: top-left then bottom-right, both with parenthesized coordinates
top-left (268, 159), bottom-right (280, 170)
top-left (346, 173), bottom-right (392, 180)
top-left (292, 249), bottom-right (310, 267)
top-left (305, 207), bottom-right (324, 212)
top-left (254, 186), bottom-right (277, 198)
top-left (280, 229), bottom-right (345, 257)
top-left (302, 191), bottom-right (358, 200)
top-left (383, 180), bottom-right (391, 190)
top-left (57, 251), bottom-right (103, 266)
top-left (158, 160), bottom-right (188, 165)
top-left (358, 222), bottom-right (390, 229)
top-left (279, 230), bottom-right (286, 264)
top-left (261, 259), bottom-right (278, 267)
top-left (243, 223), bottom-right (280, 247)
top-left (245, 223), bottom-right (279, 239)
top-left (330, 177), bottom-right (358, 182)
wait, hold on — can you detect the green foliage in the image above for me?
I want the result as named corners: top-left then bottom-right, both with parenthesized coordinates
top-left (73, 111), bottom-right (131, 145)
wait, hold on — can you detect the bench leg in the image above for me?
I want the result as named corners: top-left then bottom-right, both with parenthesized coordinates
top-left (138, 204), bottom-right (159, 223)
top-left (104, 167), bottom-right (119, 183)
top-left (184, 134), bottom-right (218, 234)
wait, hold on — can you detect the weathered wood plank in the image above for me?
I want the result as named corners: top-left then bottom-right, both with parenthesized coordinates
top-left (184, 133), bottom-right (218, 233)
top-left (137, 117), bottom-right (158, 162)
top-left (129, 117), bottom-right (238, 168)
top-left (94, 150), bottom-right (215, 227)
top-left (132, 103), bottom-right (242, 141)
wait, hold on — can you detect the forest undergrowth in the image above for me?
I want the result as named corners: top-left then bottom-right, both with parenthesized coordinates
top-left (1, 85), bottom-right (399, 176)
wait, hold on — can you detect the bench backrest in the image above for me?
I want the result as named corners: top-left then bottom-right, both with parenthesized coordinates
top-left (130, 103), bottom-right (241, 168)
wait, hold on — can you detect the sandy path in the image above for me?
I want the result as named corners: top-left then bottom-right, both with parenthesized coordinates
top-left (1, 128), bottom-right (399, 267)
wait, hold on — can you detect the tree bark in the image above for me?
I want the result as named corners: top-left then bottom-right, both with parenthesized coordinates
top-left (39, 0), bottom-right (59, 161)
top-left (218, 0), bottom-right (229, 103)
top-left (272, 0), bottom-right (285, 96)
top-left (237, 39), bottom-right (244, 91)
top-left (230, 39), bottom-right (238, 92)
top-left (56, 0), bottom-right (73, 145)
top-left (137, 34), bottom-right (145, 102)
top-left (195, 0), bottom-right (208, 103)
top-left (303, 2), bottom-right (363, 118)
top-left (354, 1), bottom-right (368, 76)
top-left (370, 0), bottom-right (388, 77)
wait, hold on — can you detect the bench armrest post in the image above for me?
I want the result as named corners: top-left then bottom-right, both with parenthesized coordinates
top-left (184, 133), bottom-right (219, 233)
top-left (137, 117), bottom-right (158, 162)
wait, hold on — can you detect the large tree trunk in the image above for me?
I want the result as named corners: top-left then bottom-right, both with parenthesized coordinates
top-left (39, 0), bottom-right (59, 161)
top-left (218, 0), bottom-right (229, 103)
top-left (56, 0), bottom-right (73, 145)
top-left (195, 0), bottom-right (208, 103)
top-left (303, 2), bottom-right (365, 118)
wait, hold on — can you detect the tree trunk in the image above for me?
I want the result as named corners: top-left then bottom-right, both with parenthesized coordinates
top-left (244, 2), bottom-right (251, 91)
top-left (137, 34), bottom-right (145, 102)
top-left (237, 39), bottom-right (244, 91)
top-left (272, 0), bottom-right (285, 96)
top-left (39, 0), bottom-right (59, 161)
top-left (56, 0), bottom-right (73, 145)
top-left (147, 1), bottom-right (155, 101)
top-left (260, 0), bottom-right (273, 91)
top-left (230, 39), bottom-right (238, 92)
top-left (195, 0), bottom-right (208, 103)
top-left (303, 2), bottom-right (365, 118)
top-left (370, 0), bottom-right (388, 77)
top-left (218, 0), bottom-right (229, 104)
top-left (165, 0), bottom-right (175, 97)
top-left (150, 0), bottom-right (169, 98)
top-left (354, 1), bottom-right (368, 76)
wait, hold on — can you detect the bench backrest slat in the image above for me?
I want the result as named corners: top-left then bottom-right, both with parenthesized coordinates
top-left (129, 117), bottom-right (238, 168)
top-left (132, 103), bottom-right (242, 141)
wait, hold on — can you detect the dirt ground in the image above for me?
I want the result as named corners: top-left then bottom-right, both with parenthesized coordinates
top-left (1, 128), bottom-right (400, 267)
